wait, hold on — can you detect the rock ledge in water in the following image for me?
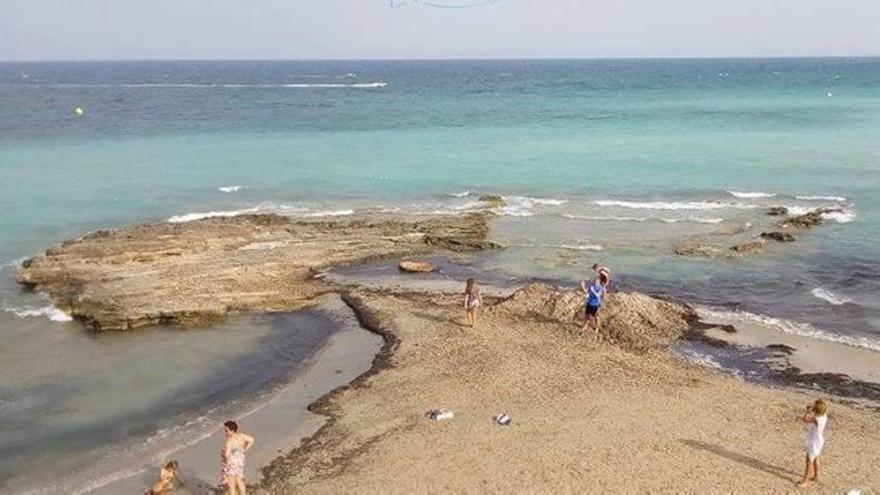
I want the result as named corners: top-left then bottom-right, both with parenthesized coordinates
top-left (16, 212), bottom-right (498, 331)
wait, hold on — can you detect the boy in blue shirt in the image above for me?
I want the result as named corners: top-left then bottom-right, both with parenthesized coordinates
top-left (580, 277), bottom-right (605, 332)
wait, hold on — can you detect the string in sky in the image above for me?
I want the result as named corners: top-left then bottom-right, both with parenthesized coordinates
top-left (388, 0), bottom-right (504, 9)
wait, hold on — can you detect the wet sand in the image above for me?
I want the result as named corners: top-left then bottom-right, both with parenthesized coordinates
top-left (89, 295), bottom-right (382, 494)
top-left (701, 312), bottom-right (880, 385)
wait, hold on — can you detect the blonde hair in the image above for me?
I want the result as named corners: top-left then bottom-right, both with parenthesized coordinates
top-left (812, 399), bottom-right (828, 416)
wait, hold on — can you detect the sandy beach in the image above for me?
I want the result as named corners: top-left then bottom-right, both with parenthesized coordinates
top-left (257, 285), bottom-right (879, 493)
top-left (13, 212), bottom-right (880, 494)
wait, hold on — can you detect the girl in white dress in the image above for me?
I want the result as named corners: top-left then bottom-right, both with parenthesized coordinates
top-left (463, 278), bottom-right (483, 328)
top-left (797, 399), bottom-right (828, 487)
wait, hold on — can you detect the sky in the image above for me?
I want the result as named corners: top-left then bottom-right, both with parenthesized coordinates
top-left (2, 0), bottom-right (879, 61)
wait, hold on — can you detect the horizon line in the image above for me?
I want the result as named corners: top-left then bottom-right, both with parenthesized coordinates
top-left (2, 54), bottom-right (879, 64)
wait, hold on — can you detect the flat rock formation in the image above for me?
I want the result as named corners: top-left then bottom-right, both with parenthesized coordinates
top-left (259, 285), bottom-right (880, 493)
top-left (674, 206), bottom-right (835, 259)
top-left (16, 212), bottom-right (499, 330)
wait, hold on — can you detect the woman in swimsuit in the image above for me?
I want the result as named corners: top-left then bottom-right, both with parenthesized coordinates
top-left (464, 278), bottom-right (483, 328)
top-left (220, 420), bottom-right (255, 495)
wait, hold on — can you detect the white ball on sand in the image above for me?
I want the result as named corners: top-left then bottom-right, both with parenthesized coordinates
top-left (74, 107), bottom-right (84, 116)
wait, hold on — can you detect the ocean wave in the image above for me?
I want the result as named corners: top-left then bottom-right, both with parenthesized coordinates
top-left (559, 243), bottom-right (604, 251)
top-left (6, 305), bottom-right (73, 322)
top-left (301, 209), bottom-right (354, 218)
top-left (594, 200), bottom-right (755, 211)
top-left (28, 82), bottom-right (388, 89)
top-left (167, 207), bottom-right (260, 223)
top-left (697, 307), bottom-right (880, 353)
top-left (811, 288), bottom-right (853, 306)
top-left (561, 214), bottom-right (723, 224)
top-left (218, 185), bottom-right (241, 193)
top-left (821, 209), bottom-right (856, 223)
top-left (796, 195), bottom-right (847, 202)
top-left (782, 206), bottom-right (856, 223)
top-left (494, 196), bottom-right (567, 217)
top-left (448, 190), bottom-right (471, 198)
top-left (677, 346), bottom-right (743, 378)
top-left (727, 191), bottom-right (776, 199)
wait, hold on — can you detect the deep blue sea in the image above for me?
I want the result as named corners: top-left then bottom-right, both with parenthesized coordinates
top-left (1, 58), bottom-right (878, 492)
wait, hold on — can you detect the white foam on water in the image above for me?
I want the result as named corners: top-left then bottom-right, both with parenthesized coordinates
top-left (561, 214), bottom-right (723, 224)
top-left (494, 196), bottom-right (567, 217)
top-left (38, 82), bottom-right (388, 89)
top-left (781, 206), bottom-right (856, 223)
top-left (697, 307), bottom-right (880, 353)
top-left (6, 305), bottom-right (73, 322)
top-left (594, 200), bottom-right (755, 211)
top-left (728, 191), bottom-right (776, 199)
top-left (218, 185), bottom-right (242, 193)
top-left (447, 190), bottom-right (471, 197)
top-left (559, 243), bottom-right (604, 251)
top-left (821, 209), bottom-right (856, 223)
top-left (677, 346), bottom-right (743, 379)
top-left (811, 288), bottom-right (853, 306)
top-left (281, 82), bottom-right (387, 88)
top-left (167, 207), bottom-right (260, 223)
top-left (301, 209), bottom-right (354, 218)
top-left (795, 195), bottom-right (847, 202)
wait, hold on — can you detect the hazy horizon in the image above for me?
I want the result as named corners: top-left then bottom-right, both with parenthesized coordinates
top-left (3, 0), bottom-right (879, 62)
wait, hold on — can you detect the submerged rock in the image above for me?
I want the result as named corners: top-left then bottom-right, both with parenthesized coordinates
top-left (767, 206), bottom-right (789, 216)
top-left (478, 194), bottom-right (505, 206)
top-left (760, 231), bottom-right (796, 242)
top-left (730, 241), bottom-right (764, 253)
top-left (398, 260), bottom-right (435, 273)
top-left (779, 207), bottom-right (840, 229)
top-left (674, 241), bottom-right (720, 257)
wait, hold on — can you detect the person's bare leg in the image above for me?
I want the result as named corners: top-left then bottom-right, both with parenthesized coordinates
top-left (227, 478), bottom-right (239, 495)
top-left (237, 476), bottom-right (247, 495)
top-left (472, 307), bottom-right (478, 327)
top-left (810, 458), bottom-right (819, 481)
top-left (467, 309), bottom-right (475, 327)
top-left (797, 455), bottom-right (812, 486)
top-left (595, 314), bottom-right (601, 332)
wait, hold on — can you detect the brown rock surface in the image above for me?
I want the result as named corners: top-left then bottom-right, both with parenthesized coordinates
top-left (16, 212), bottom-right (498, 330)
top-left (397, 260), bottom-right (435, 273)
top-left (760, 231), bottom-right (797, 242)
top-left (730, 240), bottom-right (765, 253)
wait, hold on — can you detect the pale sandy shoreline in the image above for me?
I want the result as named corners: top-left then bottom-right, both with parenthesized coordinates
top-left (254, 284), bottom-right (880, 494)
top-left (13, 212), bottom-right (880, 493)
top-left (86, 295), bottom-right (381, 495)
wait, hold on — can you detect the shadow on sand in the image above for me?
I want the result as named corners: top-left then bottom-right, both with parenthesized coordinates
top-left (680, 438), bottom-right (799, 482)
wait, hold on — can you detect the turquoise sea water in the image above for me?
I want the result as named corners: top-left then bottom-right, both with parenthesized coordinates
top-left (1, 59), bottom-right (879, 491)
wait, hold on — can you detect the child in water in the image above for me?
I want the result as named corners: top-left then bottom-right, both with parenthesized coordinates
top-left (797, 399), bottom-right (828, 487)
top-left (145, 460), bottom-right (178, 495)
top-left (463, 278), bottom-right (483, 328)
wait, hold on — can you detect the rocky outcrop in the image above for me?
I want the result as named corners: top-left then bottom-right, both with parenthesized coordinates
top-left (779, 207), bottom-right (839, 229)
top-left (730, 241), bottom-right (765, 253)
top-left (398, 260), bottom-right (435, 273)
top-left (766, 206), bottom-right (789, 216)
top-left (478, 194), bottom-right (505, 206)
top-left (16, 212), bottom-right (499, 331)
top-left (760, 231), bottom-right (796, 242)
top-left (674, 241), bottom-right (720, 257)
top-left (491, 284), bottom-right (697, 352)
